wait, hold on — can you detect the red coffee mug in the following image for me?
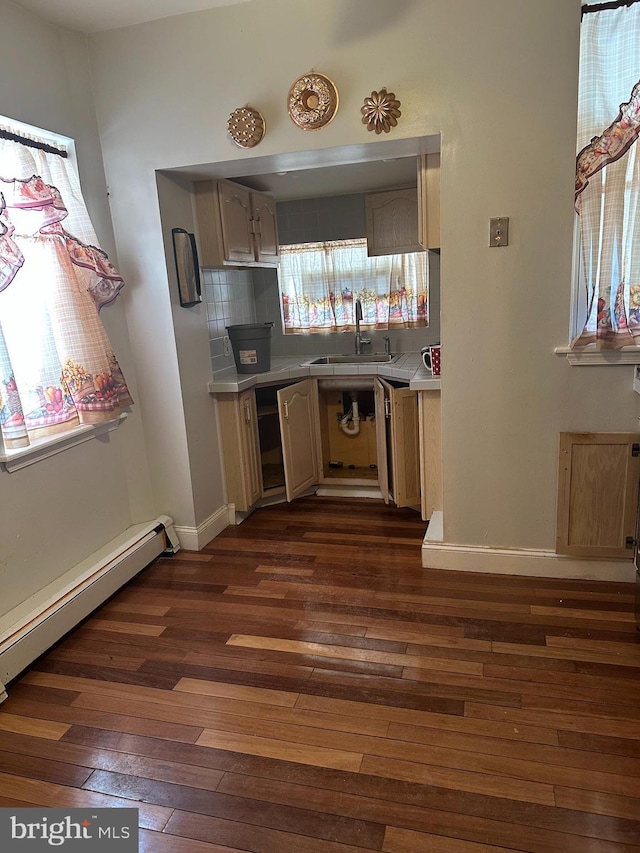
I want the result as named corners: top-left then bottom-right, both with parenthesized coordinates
top-left (422, 345), bottom-right (441, 375)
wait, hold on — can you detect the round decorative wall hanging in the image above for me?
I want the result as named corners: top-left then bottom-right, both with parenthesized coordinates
top-left (227, 106), bottom-right (265, 148)
top-left (287, 72), bottom-right (339, 131)
top-left (361, 88), bottom-right (402, 134)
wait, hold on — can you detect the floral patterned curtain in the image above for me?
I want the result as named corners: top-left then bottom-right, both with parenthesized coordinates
top-left (572, 4), bottom-right (640, 349)
top-left (279, 238), bottom-right (428, 334)
top-left (0, 132), bottom-right (132, 450)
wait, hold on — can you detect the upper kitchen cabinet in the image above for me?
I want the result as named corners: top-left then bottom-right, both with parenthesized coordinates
top-left (193, 178), bottom-right (279, 268)
top-left (417, 153), bottom-right (440, 251)
top-left (365, 153), bottom-right (440, 256)
top-left (250, 191), bottom-right (279, 266)
top-left (365, 188), bottom-right (424, 256)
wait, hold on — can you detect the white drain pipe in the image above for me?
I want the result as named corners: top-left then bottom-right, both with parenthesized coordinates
top-left (340, 392), bottom-right (361, 436)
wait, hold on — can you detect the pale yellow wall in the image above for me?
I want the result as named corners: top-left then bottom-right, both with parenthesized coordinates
top-left (0, 0), bottom-right (155, 616)
top-left (87, 0), bottom-right (640, 552)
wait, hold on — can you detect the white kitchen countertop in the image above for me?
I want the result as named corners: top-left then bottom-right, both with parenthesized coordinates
top-left (207, 353), bottom-right (441, 393)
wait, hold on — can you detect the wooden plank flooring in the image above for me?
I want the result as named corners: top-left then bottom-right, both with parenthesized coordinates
top-left (1, 496), bottom-right (640, 851)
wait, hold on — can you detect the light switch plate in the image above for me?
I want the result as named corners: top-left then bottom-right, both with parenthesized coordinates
top-left (489, 217), bottom-right (509, 247)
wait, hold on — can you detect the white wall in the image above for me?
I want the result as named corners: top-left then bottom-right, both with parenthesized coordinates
top-left (86, 0), bottom-right (640, 555)
top-left (0, 0), bottom-right (155, 616)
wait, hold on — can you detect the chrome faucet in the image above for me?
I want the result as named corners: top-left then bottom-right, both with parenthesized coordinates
top-left (354, 299), bottom-right (371, 355)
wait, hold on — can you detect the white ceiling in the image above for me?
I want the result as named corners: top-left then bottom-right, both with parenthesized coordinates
top-left (15, 0), bottom-right (256, 34)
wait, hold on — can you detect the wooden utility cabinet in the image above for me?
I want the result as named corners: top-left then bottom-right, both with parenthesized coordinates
top-left (556, 432), bottom-right (640, 558)
top-left (194, 178), bottom-right (279, 268)
top-left (216, 376), bottom-right (425, 515)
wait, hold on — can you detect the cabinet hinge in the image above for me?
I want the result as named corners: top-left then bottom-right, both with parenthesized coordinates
top-left (625, 536), bottom-right (636, 549)
top-left (632, 443), bottom-right (640, 457)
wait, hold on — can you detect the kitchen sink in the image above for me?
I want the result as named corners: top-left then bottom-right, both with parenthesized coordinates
top-left (309, 353), bottom-right (398, 364)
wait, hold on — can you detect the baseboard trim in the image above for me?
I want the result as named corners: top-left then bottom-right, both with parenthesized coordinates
top-left (0, 519), bottom-right (171, 699)
top-left (173, 505), bottom-right (231, 550)
top-left (421, 538), bottom-right (635, 582)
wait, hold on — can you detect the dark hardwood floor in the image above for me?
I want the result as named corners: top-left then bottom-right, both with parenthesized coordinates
top-left (1, 496), bottom-right (639, 851)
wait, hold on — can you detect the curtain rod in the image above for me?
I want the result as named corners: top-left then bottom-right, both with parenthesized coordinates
top-left (582, 0), bottom-right (640, 16)
top-left (0, 128), bottom-right (67, 158)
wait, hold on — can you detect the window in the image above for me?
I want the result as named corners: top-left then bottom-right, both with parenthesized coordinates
top-left (572, 1), bottom-right (640, 349)
top-left (278, 237), bottom-right (428, 334)
top-left (0, 117), bottom-right (132, 454)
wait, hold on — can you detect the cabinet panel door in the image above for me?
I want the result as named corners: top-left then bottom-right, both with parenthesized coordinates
top-left (215, 392), bottom-right (261, 512)
top-left (251, 192), bottom-right (279, 266)
top-left (238, 390), bottom-right (263, 508)
top-left (374, 379), bottom-right (391, 504)
top-left (365, 189), bottom-right (424, 256)
top-left (419, 390), bottom-right (442, 520)
top-left (389, 385), bottom-right (421, 508)
top-left (278, 379), bottom-right (320, 501)
top-left (375, 379), bottom-right (420, 507)
top-left (556, 432), bottom-right (640, 558)
top-left (218, 181), bottom-right (255, 264)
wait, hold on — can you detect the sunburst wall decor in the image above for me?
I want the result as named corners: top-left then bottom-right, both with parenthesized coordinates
top-left (361, 88), bottom-right (402, 134)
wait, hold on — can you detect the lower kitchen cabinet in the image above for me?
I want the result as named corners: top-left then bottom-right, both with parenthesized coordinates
top-left (418, 389), bottom-right (442, 520)
top-left (215, 389), bottom-right (262, 512)
top-left (215, 377), bottom-right (439, 518)
top-left (556, 431), bottom-right (640, 558)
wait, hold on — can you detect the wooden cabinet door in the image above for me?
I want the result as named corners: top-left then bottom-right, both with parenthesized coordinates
top-left (238, 390), bottom-right (263, 508)
top-left (277, 379), bottom-right (320, 501)
top-left (417, 152), bottom-right (441, 250)
top-left (215, 391), bottom-right (262, 512)
top-left (374, 378), bottom-right (391, 505)
top-left (217, 180), bottom-right (255, 265)
top-left (419, 389), bottom-right (442, 520)
top-left (365, 188), bottom-right (424, 256)
top-left (251, 191), bottom-right (279, 266)
top-left (556, 432), bottom-right (640, 558)
top-left (375, 379), bottom-right (421, 508)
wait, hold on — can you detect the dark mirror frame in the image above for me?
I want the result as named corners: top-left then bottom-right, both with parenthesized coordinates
top-left (172, 227), bottom-right (202, 307)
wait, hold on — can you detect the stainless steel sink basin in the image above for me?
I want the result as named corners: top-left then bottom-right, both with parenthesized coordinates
top-left (309, 354), bottom-right (397, 364)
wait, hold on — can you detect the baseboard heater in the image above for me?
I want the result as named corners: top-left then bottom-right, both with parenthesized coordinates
top-left (0, 515), bottom-right (179, 704)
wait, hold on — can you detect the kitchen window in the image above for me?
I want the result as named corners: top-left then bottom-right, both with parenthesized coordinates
top-left (0, 116), bottom-right (132, 464)
top-left (571, 0), bottom-right (640, 351)
top-left (278, 237), bottom-right (428, 334)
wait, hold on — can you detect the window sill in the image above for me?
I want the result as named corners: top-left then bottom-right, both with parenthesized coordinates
top-left (0, 414), bottom-right (127, 473)
top-left (554, 346), bottom-right (640, 365)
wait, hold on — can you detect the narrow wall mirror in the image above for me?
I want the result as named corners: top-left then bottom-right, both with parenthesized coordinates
top-left (172, 227), bottom-right (201, 306)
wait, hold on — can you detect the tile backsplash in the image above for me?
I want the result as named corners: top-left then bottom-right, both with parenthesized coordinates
top-left (202, 268), bottom-right (256, 373)
top-left (203, 191), bottom-right (440, 375)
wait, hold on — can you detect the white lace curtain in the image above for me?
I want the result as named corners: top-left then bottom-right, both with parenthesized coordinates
top-left (0, 130), bottom-right (132, 449)
top-left (278, 238), bottom-right (428, 334)
top-left (573, 3), bottom-right (640, 348)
